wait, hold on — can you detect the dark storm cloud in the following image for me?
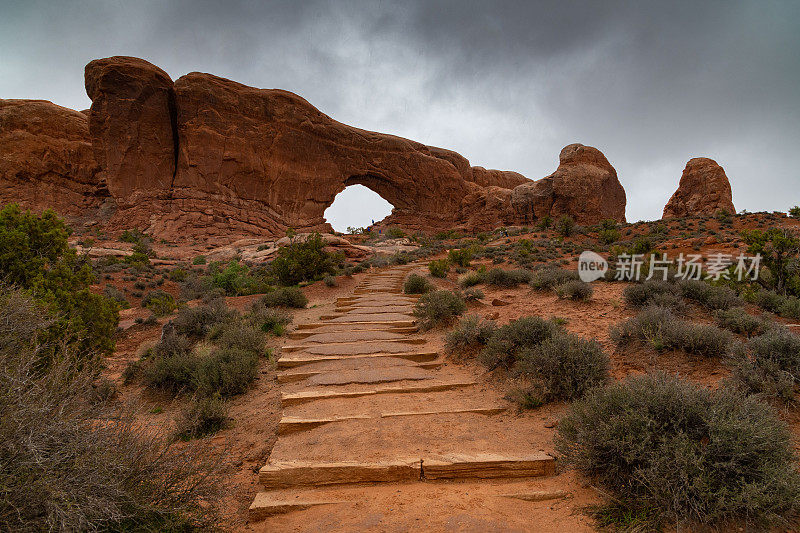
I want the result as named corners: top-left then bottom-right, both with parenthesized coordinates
top-left (1, 0), bottom-right (798, 221)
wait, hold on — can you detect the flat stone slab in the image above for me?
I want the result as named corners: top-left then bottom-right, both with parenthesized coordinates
top-left (381, 406), bottom-right (506, 418)
top-left (291, 341), bottom-right (425, 356)
top-left (298, 331), bottom-right (413, 344)
top-left (336, 305), bottom-right (414, 313)
top-left (276, 351), bottom-right (439, 369)
top-left (501, 490), bottom-right (569, 502)
top-left (422, 453), bottom-right (556, 480)
top-left (309, 366), bottom-right (432, 386)
top-left (324, 313), bottom-right (416, 323)
top-left (279, 415), bottom-right (371, 434)
top-left (288, 326), bottom-right (417, 339)
top-left (248, 493), bottom-right (341, 521)
top-left (296, 320), bottom-right (416, 329)
top-left (260, 460), bottom-right (421, 489)
top-left (281, 381), bottom-right (478, 406)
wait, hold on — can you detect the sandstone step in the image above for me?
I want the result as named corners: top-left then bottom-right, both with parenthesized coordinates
top-left (380, 406), bottom-right (506, 418)
top-left (281, 337), bottom-right (426, 353)
top-left (258, 453), bottom-right (555, 489)
top-left (292, 330), bottom-right (417, 344)
top-left (280, 380), bottom-right (478, 406)
top-left (279, 415), bottom-right (371, 434)
top-left (248, 493), bottom-right (341, 521)
top-left (288, 326), bottom-right (417, 339)
top-left (259, 459), bottom-right (421, 489)
top-left (283, 341), bottom-right (426, 357)
top-left (321, 313), bottom-right (416, 323)
top-left (295, 320), bottom-right (416, 329)
top-left (501, 490), bottom-right (569, 502)
top-left (422, 453), bottom-right (556, 481)
top-left (276, 351), bottom-right (439, 369)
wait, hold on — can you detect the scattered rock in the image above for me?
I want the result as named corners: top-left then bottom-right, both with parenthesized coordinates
top-left (491, 299), bottom-right (510, 307)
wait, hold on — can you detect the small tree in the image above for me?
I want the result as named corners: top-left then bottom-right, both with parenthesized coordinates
top-left (742, 228), bottom-right (800, 294)
top-left (270, 233), bottom-right (338, 285)
top-left (789, 206), bottom-right (800, 218)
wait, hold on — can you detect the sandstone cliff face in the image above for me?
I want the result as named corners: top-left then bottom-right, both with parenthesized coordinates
top-left (0, 99), bottom-right (107, 216)
top-left (85, 56), bottom-right (177, 205)
top-left (511, 143), bottom-right (627, 224)
top-left (0, 56), bottom-right (632, 241)
top-left (663, 158), bottom-right (735, 218)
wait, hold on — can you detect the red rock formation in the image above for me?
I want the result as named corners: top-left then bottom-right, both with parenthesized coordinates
top-left (0, 99), bottom-right (107, 216)
top-left (85, 56), bottom-right (177, 205)
top-left (511, 143), bottom-right (626, 224)
top-left (663, 158), bottom-right (735, 218)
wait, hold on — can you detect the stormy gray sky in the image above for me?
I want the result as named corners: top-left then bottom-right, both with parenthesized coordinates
top-left (2, 0), bottom-right (799, 230)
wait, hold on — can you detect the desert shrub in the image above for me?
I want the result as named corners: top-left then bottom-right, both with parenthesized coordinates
top-left (192, 255), bottom-right (206, 265)
top-left (459, 269), bottom-right (486, 287)
top-left (270, 233), bottom-right (338, 285)
top-left (748, 289), bottom-right (786, 314)
top-left (0, 310), bottom-right (222, 530)
top-left (484, 268), bottom-right (532, 287)
top-left (261, 286), bottom-right (308, 308)
top-left (790, 205), bottom-right (800, 218)
top-left (209, 260), bottom-right (270, 296)
top-left (598, 227), bottom-right (620, 244)
top-left (0, 203), bottom-right (119, 363)
top-left (175, 394), bottom-right (229, 439)
top-left (554, 280), bottom-right (593, 301)
top-left (141, 289), bottom-right (177, 316)
top-left (213, 319), bottom-right (266, 355)
top-left (143, 351), bottom-right (199, 393)
top-left (480, 316), bottom-right (559, 369)
top-left (428, 259), bottom-right (450, 278)
top-left (555, 215), bottom-right (576, 237)
top-left (103, 285), bottom-right (130, 309)
top-left (623, 280), bottom-right (682, 308)
top-left (779, 296), bottom-right (800, 318)
top-left (556, 372), bottom-right (800, 529)
top-left (404, 273), bottom-right (434, 294)
top-left (730, 328), bottom-right (800, 402)
top-left (413, 290), bottom-right (466, 331)
top-left (678, 279), bottom-right (741, 310)
top-left (445, 315), bottom-right (497, 355)
top-left (714, 307), bottom-right (773, 337)
top-left (462, 287), bottom-right (484, 301)
top-left (323, 274), bottom-right (337, 287)
top-left (168, 268), bottom-right (188, 282)
top-left (518, 332), bottom-right (608, 401)
top-left (529, 267), bottom-right (577, 290)
top-left (612, 306), bottom-right (734, 357)
top-left (192, 347), bottom-right (259, 398)
top-left (173, 298), bottom-right (234, 337)
top-left (448, 248), bottom-right (472, 267)
top-left (249, 302), bottom-right (291, 336)
top-left (385, 227), bottom-right (405, 239)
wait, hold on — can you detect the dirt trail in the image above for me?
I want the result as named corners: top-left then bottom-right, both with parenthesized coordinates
top-left (245, 264), bottom-right (596, 532)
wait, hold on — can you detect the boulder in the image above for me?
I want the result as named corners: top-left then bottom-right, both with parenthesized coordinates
top-left (511, 143), bottom-right (627, 225)
top-left (85, 56), bottom-right (177, 205)
top-left (663, 158), bottom-right (735, 218)
top-left (0, 99), bottom-right (106, 216)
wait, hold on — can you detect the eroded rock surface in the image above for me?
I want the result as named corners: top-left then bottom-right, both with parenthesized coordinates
top-left (0, 99), bottom-right (107, 216)
top-left (511, 143), bottom-right (627, 224)
top-left (663, 158), bottom-right (735, 218)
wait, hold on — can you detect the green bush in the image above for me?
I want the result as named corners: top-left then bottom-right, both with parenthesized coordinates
top-left (175, 394), bottom-right (229, 439)
top-left (553, 280), bottom-right (593, 301)
top-left (789, 205), bottom-right (800, 218)
top-left (173, 298), bottom-right (234, 338)
top-left (214, 320), bottom-right (266, 355)
top-left (612, 306), bottom-right (734, 357)
top-left (445, 315), bottom-right (497, 355)
top-left (209, 260), bottom-right (270, 296)
top-left (624, 280), bottom-right (682, 308)
top-left (192, 255), bottom-right (206, 265)
top-left (448, 248), bottom-right (472, 267)
top-left (714, 307), bottom-right (773, 337)
top-left (103, 285), bottom-right (130, 309)
top-left (270, 233), bottom-right (338, 285)
top-left (323, 274), bottom-right (337, 287)
top-left (730, 328), bottom-right (800, 402)
top-left (529, 268), bottom-right (577, 290)
top-left (404, 273), bottom-right (434, 294)
top-left (555, 215), bottom-right (576, 237)
top-left (143, 351), bottom-right (199, 393)
top-left (249, 302), bottom-right (291, 336)
top-left (193, 347), bottom-right (259, 398)
top-left (413, 290), bottom-right (466, 331)
top-left (484, 268), bottom-right (532, 287)
top-left (462, 287), bottom-right (484, 301)
top-left (385, 227), bottom-right (405, 239)
top-left (428, 259), bottom-right (450, 278)
top-left (556, 372), bottom-right (800, 529)
top-left (518, 332), bottom-right (608, 401)
top-left (748, 289), bottom-right (786, 313)
top-left (261, 287), bottom-right (308, 308)
top-left (141, 289), bottom-right (177, 316)
top-left (0, 203), bottom-right (119, 363)
top-left (480, 316), bottom-right (559, 369)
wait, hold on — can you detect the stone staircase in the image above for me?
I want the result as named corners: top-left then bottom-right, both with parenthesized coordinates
top-left (247, 264), bottom-right (574, 531)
